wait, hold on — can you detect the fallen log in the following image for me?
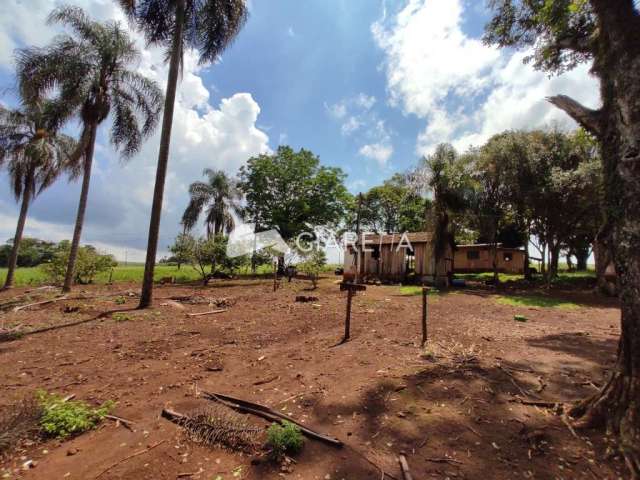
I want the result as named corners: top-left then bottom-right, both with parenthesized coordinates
top-left (186, 309), bottom-right (227, 317)
top-left (201, 391), bottom-right (343, 448)
top-left (13, 296), bottom-right (68, 312)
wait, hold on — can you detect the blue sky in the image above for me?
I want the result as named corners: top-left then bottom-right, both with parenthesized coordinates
top-left (0, 0), bottom-right (600, 260)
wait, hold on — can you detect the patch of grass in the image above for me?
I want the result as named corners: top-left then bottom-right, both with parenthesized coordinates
top-left (514, 314), bottom-right (528, 322)
top-left (113, 313), bottom-right (133, 322)
top-left (398, 286), bottom-right (441, 297)
top-left (496, 295), bottom-right (580, 309)
top-left (455, 272), bottom-right (522, 283)
top-left (114, 296), bottom-right (126, 305)
top-left (37, 391), bottom-right (112, 438)
top-left (266, 420), bottom-right (304, 460)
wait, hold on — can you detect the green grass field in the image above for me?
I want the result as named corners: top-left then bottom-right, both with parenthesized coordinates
top-left (0, 262), bottom-right (340, 288)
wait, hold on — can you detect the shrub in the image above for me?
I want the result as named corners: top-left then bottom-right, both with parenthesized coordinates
top-left (42, 243), bottom-right (116, 285)
top-left (37, 391), bottom-right (112, 438)
top-left (266, 421), bottom-right (304, 460)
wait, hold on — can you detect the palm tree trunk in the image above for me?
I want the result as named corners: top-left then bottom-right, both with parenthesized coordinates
top-left (139, 0), bottom-right (185, 308)
top-left (2, 174), bottom-right (33, 290)
top-left (62, 124), bottom-right (98, 293)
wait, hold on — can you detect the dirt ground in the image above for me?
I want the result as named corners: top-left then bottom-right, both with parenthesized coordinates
top-left (0, 276), bottom-right (626, 479)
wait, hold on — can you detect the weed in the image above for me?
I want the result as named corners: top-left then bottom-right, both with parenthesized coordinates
top-left (37, 391), bottom-right (112, 438)
top-left (113, 313), bottom-right (132, 322)
top-left (114, 296), bottom-right (126, 305)
top-left (514, 314), bottom-right (528, 322)
top-left (266, 421), bottom-right (304, 460)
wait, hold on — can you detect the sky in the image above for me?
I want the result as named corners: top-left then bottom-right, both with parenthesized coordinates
top-left (0, 0), bottom-right (602, 261)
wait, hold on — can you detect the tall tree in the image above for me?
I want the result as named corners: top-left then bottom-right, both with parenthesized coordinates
top-left (485, 1), bottom-right (640, 474)
top-left (182, 169), bottom-right (243, 238)
top-left (238, 145), bottom-right (350, 243)
top-left (16, 6), bottom-right (163, 293)
top-left (357, 174), bottom-right (426, 234)
top-left (119, 0), bottom-right (249, 308)
top-left (0, 103), bottom-right (76, 289)
top-left (411, 144), bottom-right (472, 286)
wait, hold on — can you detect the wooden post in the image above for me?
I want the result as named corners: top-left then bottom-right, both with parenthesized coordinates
top-left (339, 282), bottom-right (366, 344)
top-left (344, 287), bottom-right (353, 342)
top-left (273, 259), bottom-right (278, 292)
top-left (421, 286), bottom-right (429, 346)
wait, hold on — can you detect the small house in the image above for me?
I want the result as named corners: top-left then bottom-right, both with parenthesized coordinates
top-left (454, 244), bottom-right (527, 274)
top-left (343, 232), bottom-right (453, 285)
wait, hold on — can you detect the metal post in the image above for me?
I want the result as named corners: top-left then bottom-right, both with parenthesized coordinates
top-left (421, 287), bottom-right (429, 346)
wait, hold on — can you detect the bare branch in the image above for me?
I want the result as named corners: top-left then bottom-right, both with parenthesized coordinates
top-left (546, 95), bottom-right (602, 137)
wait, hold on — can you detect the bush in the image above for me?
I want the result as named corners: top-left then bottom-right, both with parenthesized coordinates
top-left (37, 391), bottom-right (112, 438)
top-left (266, 420), bottom-right (304, 460)
top-left (296, 248), bottom-right (326, 288)
top-left (42, 242), bottom-right (116, 285)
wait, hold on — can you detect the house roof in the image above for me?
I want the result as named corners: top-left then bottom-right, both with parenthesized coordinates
top-left (356, 232), bottom-right (433, 245)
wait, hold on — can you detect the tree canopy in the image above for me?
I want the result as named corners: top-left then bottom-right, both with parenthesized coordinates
top-left (238, 146), bottom-right (350, 242)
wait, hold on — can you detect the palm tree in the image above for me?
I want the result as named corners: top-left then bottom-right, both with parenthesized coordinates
top-left (119, 0), bottom-right (249, 308)
top-left (16, 6), bottom-right (163, 293)
top-left (182, 169), bottom-right (243, 238)
top-left (0, 102), bottom-right (77, 290)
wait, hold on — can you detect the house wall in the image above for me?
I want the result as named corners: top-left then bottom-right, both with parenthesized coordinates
top-left (454, 247), bottom-right (525, 274)
top-left (342, 240), bottom-right (453, 283)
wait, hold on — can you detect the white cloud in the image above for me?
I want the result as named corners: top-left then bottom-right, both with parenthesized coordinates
top-left (287, 26), bottom-right (295, 37)
top-left (373, 0), bottom-right (601, 155)
top-left (355, 93), bottom-right (376, 110)
top-left (359, 143), bottom-right (393, 167)
top-left (341, 116), bottom-right (362, 136)
top-left (325, 101), bottom-right (347, 119)
top-left (0, 0), bottom-right (270, 260)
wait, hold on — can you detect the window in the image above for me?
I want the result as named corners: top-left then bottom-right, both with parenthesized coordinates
top-left (466, 250), bottom-right (480, 260)
top-left (503, 252), bottom-right (513, 262)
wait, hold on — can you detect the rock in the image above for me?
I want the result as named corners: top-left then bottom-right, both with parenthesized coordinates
top-left (22, 460), bottom-right (34, 470)
top-left (66, 448), bottom-right (79, 456)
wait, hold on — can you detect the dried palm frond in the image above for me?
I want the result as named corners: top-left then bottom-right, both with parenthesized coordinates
top-left (162, 405), bottom-right (259, 452)
top-left (0, 397), bottom-right (42, 454)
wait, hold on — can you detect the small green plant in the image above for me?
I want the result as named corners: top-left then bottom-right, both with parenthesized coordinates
top-left (114, 296), bottom-right (126, 305)
top-left (37, 391), bottom-right (112, 438)
top-left (514, 314), bottom-right (528, 322)
top-left (266, 421), bottom-right (304, 460)
top-left (113, 313), bottom-right (132, 322)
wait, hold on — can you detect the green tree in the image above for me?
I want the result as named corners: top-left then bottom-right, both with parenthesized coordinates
top-left (485, 2), bottom-right (640, 471)
top-left (182, 169), bottom-right (243, 238)
top-left (358, 174), bottom-right (426, 234)
top-left (167, 233), bottom-right (195, 269)
top-left (0, 103), bottom-right (76, 289)
top-left (119, 0), bottom-right (249, 308)
top-left (412, 144), bottom-right (472, 286)
top-left (238, 146), bottom-right (350, 242)
top-left (43, 242), bottom-right (116, 285)
top-left (16, 6), bottom-right (163, 293)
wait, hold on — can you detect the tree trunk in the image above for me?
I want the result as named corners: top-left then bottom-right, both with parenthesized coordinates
top-left (2, 173), bottom-right (33, 290)
top-left (575, 247), bottom-right (590, 271)
top-left (62, 124), bottom-right (97, 293)
top-left (139, 0), bottom-right (185, 308)
top-left (594, 236), bottom-right (616, 295)
top-left (552, 3), bottom-right (640, 475)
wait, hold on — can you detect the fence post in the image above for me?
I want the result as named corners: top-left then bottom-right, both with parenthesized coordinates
top-left (421, 287), bottom-right (429, 346)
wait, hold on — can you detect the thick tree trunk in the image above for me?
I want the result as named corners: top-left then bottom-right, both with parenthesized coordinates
top-left (575, 247), bottom-right (590, 271)
top-left (62, 125), bottom-right (97, 293)
top-left (2, 174), bottom-right (33, 290)
top-left (139, 1), bottom-right (185, 308)
top-left (594, 236), bottom-right (617, 295)
top-left (553, 3), bottom-right (640, 475)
